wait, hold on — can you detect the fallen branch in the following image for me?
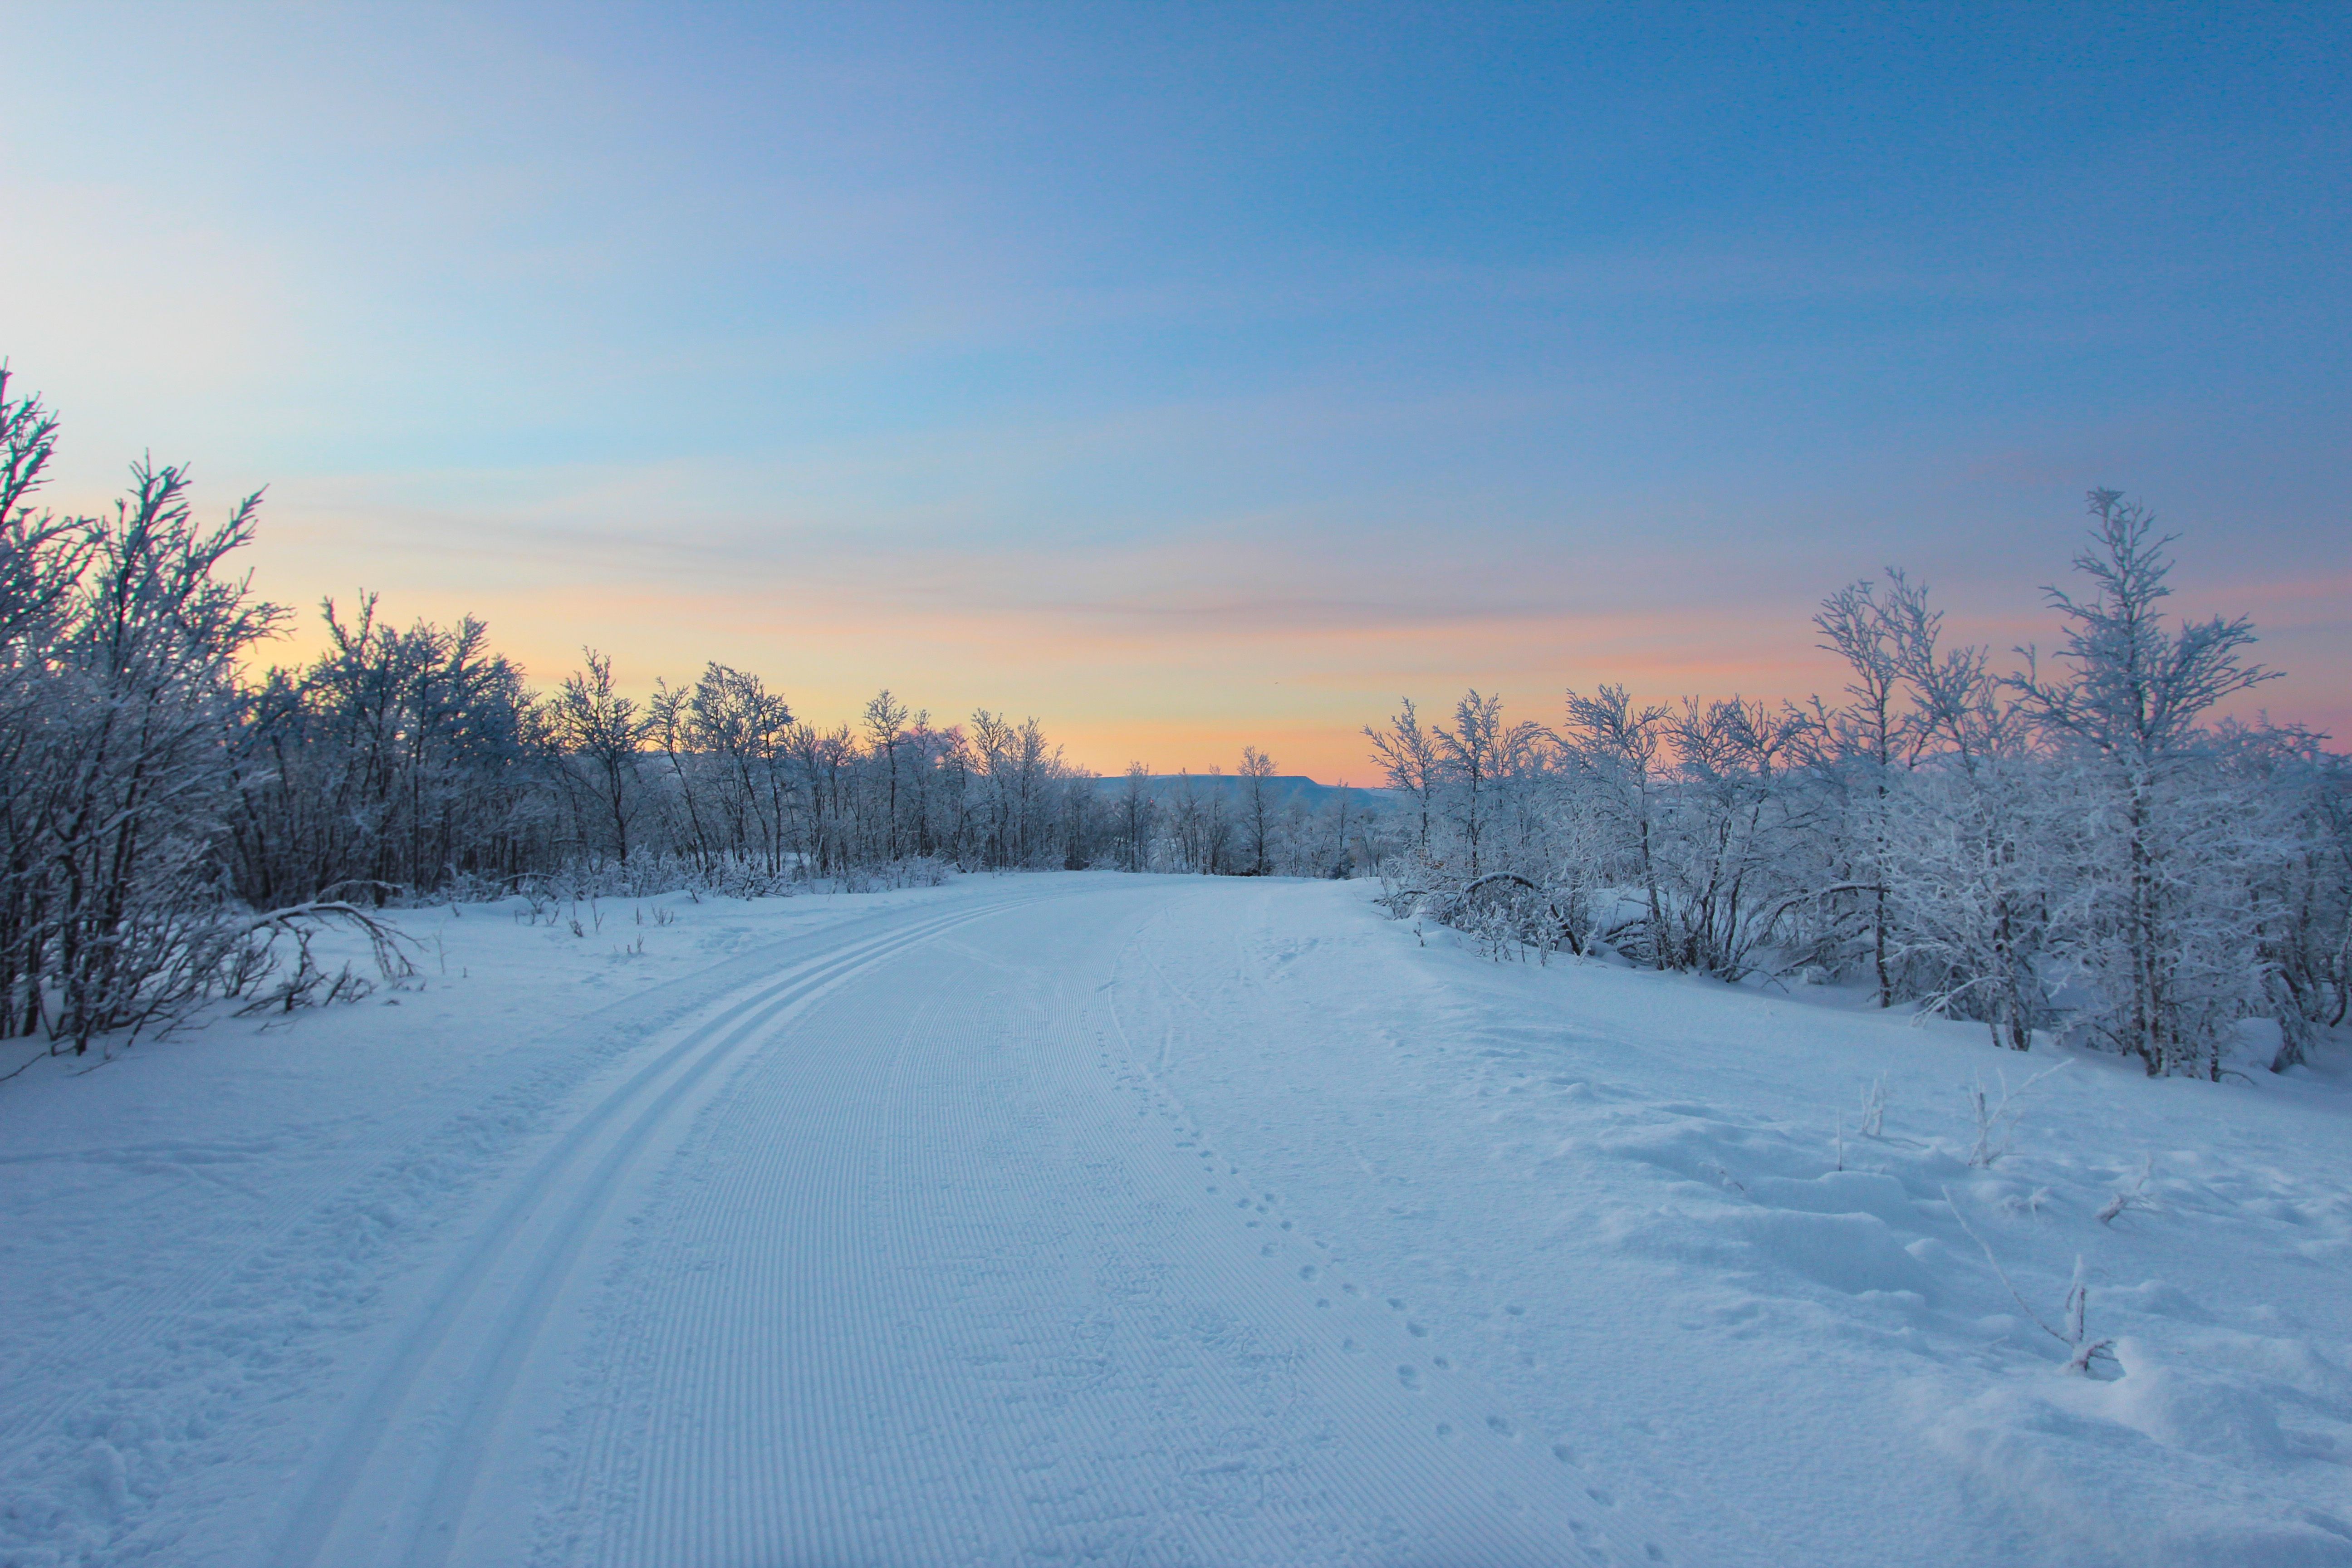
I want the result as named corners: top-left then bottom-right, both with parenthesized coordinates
top-left (237, 902), bottom-right (420, 1013)
top-left (245, 900), bottom-right (418, 980)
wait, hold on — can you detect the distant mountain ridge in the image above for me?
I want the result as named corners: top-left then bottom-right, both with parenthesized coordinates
top-left (1087, 774), bottom-right (1392, 810)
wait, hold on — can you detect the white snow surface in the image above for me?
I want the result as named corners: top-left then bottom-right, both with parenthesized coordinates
top-left (2, 873), bottom-right (2348, 1567)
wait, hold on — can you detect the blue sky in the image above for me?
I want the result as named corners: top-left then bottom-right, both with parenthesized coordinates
top-left (3, 3), bottom-right (2345, 776)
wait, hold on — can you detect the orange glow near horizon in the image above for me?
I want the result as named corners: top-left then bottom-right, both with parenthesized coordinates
top-left (243, 524), bottom-right (2352, 787)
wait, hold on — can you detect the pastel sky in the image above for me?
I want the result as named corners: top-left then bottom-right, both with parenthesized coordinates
top-left (3, 3), bottom-right (2346, 780)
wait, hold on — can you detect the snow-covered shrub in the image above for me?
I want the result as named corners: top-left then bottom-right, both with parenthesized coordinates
top-left (1361, 490), bottom-right (2346, 1077)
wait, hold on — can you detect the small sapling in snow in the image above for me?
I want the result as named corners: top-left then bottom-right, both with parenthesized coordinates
top-left (1964, 1061), bottom-right (2069, 1167)
top-left (1859, 1075), bottom-right (1888, 1138)
top-left (2095, 1156), bottom-right (2156, 1225)
top-left (1946, 1188), bottom-right (2117, 1374)
top-left (2059, 1256), bottom-right (2115, 1374)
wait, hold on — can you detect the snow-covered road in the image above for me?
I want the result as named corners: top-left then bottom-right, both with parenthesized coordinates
top-left (5, 875), bottom-right (2349, 1566)
top-left (280, 877), bottom-right (1672, 1567)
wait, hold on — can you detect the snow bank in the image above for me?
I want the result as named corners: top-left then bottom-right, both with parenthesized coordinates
top-left (1132, 882), bottom-right (2352, 1565)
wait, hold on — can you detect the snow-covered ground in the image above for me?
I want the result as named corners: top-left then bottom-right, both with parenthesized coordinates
top-left (2, 873), bottom-right (2347, 1567)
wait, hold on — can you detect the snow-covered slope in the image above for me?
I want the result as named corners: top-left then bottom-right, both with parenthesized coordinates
top-left (2, 875), bottom-right (2346, 1566)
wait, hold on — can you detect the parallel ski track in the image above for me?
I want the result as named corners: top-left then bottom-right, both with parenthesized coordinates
top-left (0, 897), bottom-right (1000, 1467)
top-left (545, 890), bottom-right (1216, 1565)
top-left (269, 885), bottom-right (1060, 1568)
top-left (554, 931), bottom-right (1098, 1566)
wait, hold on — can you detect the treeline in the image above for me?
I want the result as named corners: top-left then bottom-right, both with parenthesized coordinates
top-left (0, 369), bottom-right (1375, 1056)
top-left (1367, 491), bottom-right (2349, 1080)
top-left (231, 621), bottom-right (1115, 907)
top-left (231, 626), bottom-right (1388, 906)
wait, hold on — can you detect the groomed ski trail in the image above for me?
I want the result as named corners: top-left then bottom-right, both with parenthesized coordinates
top-left (269, 886), bottom-right (1066, 1568)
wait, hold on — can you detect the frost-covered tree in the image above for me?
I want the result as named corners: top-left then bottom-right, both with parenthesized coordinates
top-left (1433, 691), bottom-right (1540, 878)
top-left (1320, 782), bottom-right (1361, 879)
top-left (0, 369), bottom-right (88, 1038)
top-left (863, 690), bottom-right (911, 859)
top-left (694, 665), bottom-right (795, 872)
top-left (1883, 598), bottom-right (2060, 1051)
top-left (1239, 746), bottom-right (1279, 875)
top-left (1649, 697), bottom-right (1810, 979)
top-left (2229, 726), bottom-right (2350, 1068)
top-left (1365, 699), bottom-right (1441, 859)
top-left (1562, 685), bottom-right (1673, 965)
top-left (45, 461), bottom-right (280, 1047)
top-left (1811, 574), bottom-right (1936, 1005)
top-left (544, 649), bottom-right (650, 866)
top-left (1117, 763), bottom-right (1156, 872)
top-left (2015, 492), bottom-right (2278, 1077)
